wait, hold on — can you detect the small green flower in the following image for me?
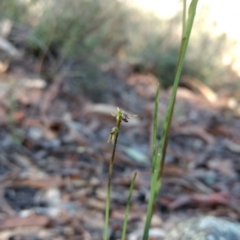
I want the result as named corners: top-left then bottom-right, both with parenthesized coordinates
top-left (112, 107), bottom-right (137, 124)
top-left (111, 107), bottom-right (123, 125)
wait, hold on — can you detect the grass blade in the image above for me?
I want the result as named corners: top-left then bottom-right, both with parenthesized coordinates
top-left (151, 84), bottom-right (160, 168)
top-left (156, 0), bottom-right (199, 187)
top-left (142, 1), bottom-right (199, 239)
top-left (121, 172), bottom-right (137, 240)
top-left (182, 0), bottom-right (187, 37)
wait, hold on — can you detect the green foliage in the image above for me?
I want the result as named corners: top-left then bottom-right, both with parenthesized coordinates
top-left (185, 30), bottom-right (230, 85)
top-left (143, 1), bottom-right (199, 239)
top-left (121, 172), bottom-right (137, 240)
top-left (27, 0), bottom-right (129, 62)
top-left (125, 12), bottom-right (183, 87)
top-left (1, 0), bottom-right (236, 91)
top-left (0, 0), bottom-right (28, 22)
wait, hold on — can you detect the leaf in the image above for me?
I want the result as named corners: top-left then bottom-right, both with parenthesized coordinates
top-left (142, 1), bottom-right (199, 239)
top-left (121, 172), bottom-right (137, 240)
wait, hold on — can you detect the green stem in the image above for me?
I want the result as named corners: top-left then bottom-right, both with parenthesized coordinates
top-left (142, 1), bottom-right (199, 239)
top-left (151, 85), bottom-right (160, 169)
top-left (121, 172), bottom-right (137, 240)
top-left (182, 0), bottom-right (187, 37)
top-left (104, 121), bottom-right (121, 240)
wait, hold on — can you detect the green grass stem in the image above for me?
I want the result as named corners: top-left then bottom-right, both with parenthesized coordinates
top-left (104, 121), bottom-right (121, 240)
top-left (151, 85), bottom-right (160, 169)
top-left (121, 172), bottom-right (137, 240)
top-left (142, 1), bottom-right (199, 239)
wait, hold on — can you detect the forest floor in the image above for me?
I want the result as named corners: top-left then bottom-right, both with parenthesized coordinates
top-left (0, 57), bottom-right (240, 240)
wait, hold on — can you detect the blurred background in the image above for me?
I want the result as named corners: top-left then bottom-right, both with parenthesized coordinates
top-left (0, 1), bottom-right (240, 240)
top-left (1, 0), bottom-right (240, 90)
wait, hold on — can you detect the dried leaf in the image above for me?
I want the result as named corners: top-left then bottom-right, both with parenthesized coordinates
top-left (0, 215), bottom-right (49, 230)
